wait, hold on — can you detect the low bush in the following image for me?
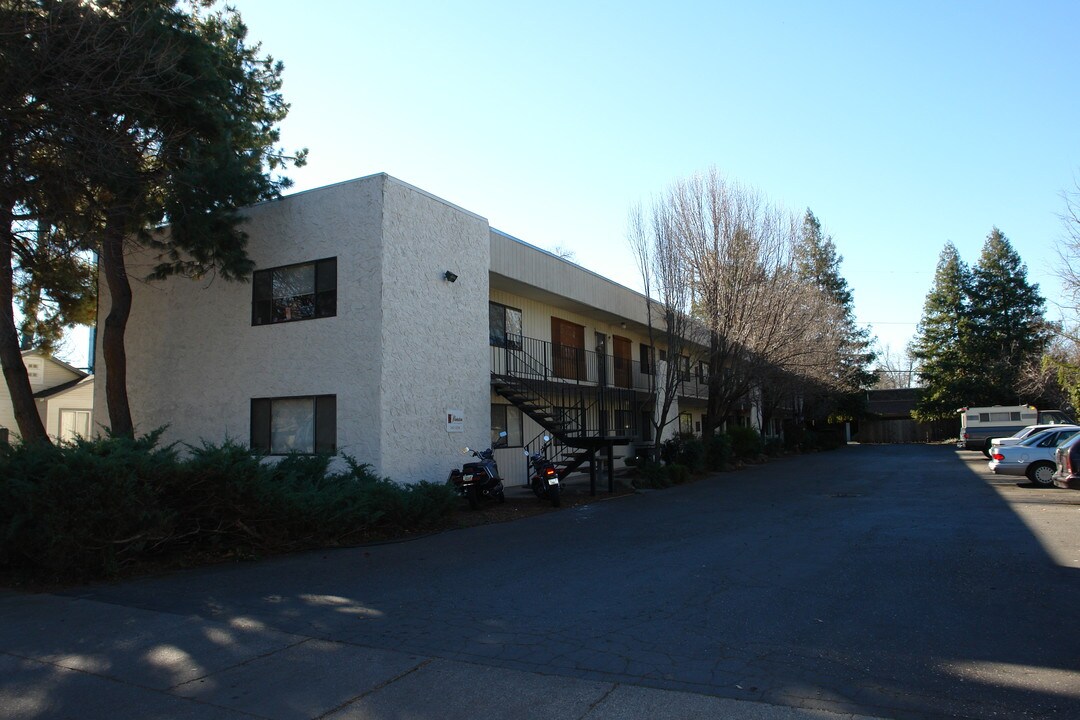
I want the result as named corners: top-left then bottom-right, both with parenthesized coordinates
top-left (659, 436), bottom-right (682, 464)
top-left (0, 431), bottom-right (180, 580)
top-left (676, 438), bottom-right (706, 473)
top-left (632, 459), bottom-right (671, 489)
top-left (763, 437), bottom-right (785, 456)
top-left (727, 426), bottom-right (763, 459)
top-left (0, 433), bottom-right (457, 584)
top-left (705, 434), bottom-right (732, 471)
top-left (665, 463), bottom-right (690, 485)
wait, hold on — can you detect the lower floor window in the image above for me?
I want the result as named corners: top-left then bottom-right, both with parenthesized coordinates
top-left (59, 409), bottom-right (91, 442)
top-left (491, 404), bottom-right (523, 447)
top-left (251, 395), bottom-right (336, 454)
top-left (679, 412), bottom-right (693, 435)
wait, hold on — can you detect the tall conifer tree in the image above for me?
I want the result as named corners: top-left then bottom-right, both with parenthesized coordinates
top-left (967, 228), bottom-right (1047, 404)
top-left (796, 210), bottom-right (877, 419)
top-left (912, 242), bottom-right (976, 420)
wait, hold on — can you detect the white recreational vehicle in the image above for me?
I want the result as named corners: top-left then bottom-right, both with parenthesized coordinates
top-left (958, 405), bottom-right (1074, 454)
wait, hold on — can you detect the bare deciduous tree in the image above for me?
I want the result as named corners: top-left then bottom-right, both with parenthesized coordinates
top-left (628, 200), bottom-right (702, 456)
top-left (665, 168), bottom-right (843, 437)
top-left (1046, 176), bottom-right (1080, 412)
top-left (873, 342), bottom-right (918, 389)
top-left (1056, 176), bottom-right (1080, 313)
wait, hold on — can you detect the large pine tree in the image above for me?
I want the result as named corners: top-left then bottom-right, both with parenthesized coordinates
top-left (967, 227), bottom-right (1048, 404)
top-left (1, 1), bottom-right (304, 441)
top-left (912, 242), bottom-right (977, 420)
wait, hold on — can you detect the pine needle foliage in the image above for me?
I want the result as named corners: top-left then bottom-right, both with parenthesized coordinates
top-left (0, 432), bottom-right (456, 584)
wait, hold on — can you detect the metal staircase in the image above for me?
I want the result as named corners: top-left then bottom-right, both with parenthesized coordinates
top-left (491, 335), bottom-right (642, 493)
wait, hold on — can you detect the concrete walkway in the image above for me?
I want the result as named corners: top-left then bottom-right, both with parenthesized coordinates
top-left (0, 591), bottom-right (884, 720)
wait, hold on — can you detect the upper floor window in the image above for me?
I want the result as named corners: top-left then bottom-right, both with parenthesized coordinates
top-left (639, 344), bottom-right (653, 375)
top-left (253, 258), bottom-right (337, 326)
top-left (489, 302), bottom-right (522, 348)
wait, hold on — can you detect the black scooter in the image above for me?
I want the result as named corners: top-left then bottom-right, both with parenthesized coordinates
top-left (524, 435), bottom-right (561, 507)
top-left (447, 432), bottom-right (506, 509)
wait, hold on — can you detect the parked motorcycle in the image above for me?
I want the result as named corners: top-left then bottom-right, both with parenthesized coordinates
top-left (524, 435), bottom-right (561, 507)
top-left (447, 432), bottom-right (506, 509)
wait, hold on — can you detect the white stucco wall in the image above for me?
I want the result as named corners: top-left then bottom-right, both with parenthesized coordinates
top-left (377, 178), bottom-right (491, 482)
top-left (95, 176), bottom-right (386, 468)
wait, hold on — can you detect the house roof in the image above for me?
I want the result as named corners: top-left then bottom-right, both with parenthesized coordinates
top-left (33, 374), bottom-right (93, 399)
top-left (21, 349), bottom-right (89, 379)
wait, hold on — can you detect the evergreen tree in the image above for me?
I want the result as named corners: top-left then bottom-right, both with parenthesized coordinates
top-left (796, 209), bottom-right (877, 419)
top-left (912, 242), bottom-right (977, 420)
top-left (1, 1), bottom-right (304, 440)
top-left (967, 227), bottom-right (1048, 404)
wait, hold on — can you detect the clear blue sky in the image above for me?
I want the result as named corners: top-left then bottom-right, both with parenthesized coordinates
top-left (62, 1), bottom-right (1080, 367)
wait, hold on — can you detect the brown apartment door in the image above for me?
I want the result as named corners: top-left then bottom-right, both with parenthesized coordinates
top-left (612, 335), bottom-right (632, 388)
top-left (552, 317), bottom-right (585, 380)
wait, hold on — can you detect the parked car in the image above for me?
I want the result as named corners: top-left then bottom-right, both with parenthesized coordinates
top-left (988, 427), bottom-right (1080, 487)
top-left (1053, 432), bottom-right (1080, 489)
top-left (990, 424), bottom-right (1080, 451)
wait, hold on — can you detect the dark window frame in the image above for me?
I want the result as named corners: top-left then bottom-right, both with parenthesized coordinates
top-left (489, 302), bottom-right (523, 349)
top-left (490, 404), bottom-right (523, 447)
top-left (639, 344), bottom-right (653, 375)
top-left (679, 412), bottom-right (693, 435)
top-left (252, 257), bottom-right (337, 326)
top-left (250, 394), bottom-right (336, 455)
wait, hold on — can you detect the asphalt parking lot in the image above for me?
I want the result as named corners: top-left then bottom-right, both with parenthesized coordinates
top-left (3, 444), bottom-right (1079, 720)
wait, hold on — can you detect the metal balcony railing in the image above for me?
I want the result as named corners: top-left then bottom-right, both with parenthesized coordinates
top-left (490, 333), bottom-right (709, 400)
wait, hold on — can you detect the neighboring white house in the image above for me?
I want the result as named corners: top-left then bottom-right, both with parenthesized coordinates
top-left (0, 350), bottom-right (94, 444)
top-left (92, 173), bottom-right (730, 484)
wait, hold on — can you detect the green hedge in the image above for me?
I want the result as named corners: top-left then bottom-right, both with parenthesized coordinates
top-left (0, 433), bottom-right (457, 583)
top-left (727, 426), bottom-right (763, 459)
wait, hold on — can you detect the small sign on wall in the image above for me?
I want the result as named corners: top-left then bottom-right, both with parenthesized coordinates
top-left (446, 409), bottom-right (465, 433)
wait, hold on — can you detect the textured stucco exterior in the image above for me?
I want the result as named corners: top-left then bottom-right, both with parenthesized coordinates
top-left (375, 179), bottom-right (490, 480)
top-left (94, 174), bottom-right (490, 483)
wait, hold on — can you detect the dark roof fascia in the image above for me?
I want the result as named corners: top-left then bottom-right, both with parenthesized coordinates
top-left (33, 374), bottom-right (93, 399)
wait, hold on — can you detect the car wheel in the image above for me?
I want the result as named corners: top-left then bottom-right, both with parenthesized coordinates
top-left (982, 439), bottom-right (998, 459)
top-left (1027, 461), bottom-right (1055, 487)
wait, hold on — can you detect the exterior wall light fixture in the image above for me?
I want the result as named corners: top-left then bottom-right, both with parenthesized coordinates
top-left (444, 271), bottom-right (458, 283)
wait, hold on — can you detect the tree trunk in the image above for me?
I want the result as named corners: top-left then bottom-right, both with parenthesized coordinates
top-left (0, 209), bottom-right (50, 444)
top-left (702, 330), bottom-right (723, 438)
top-left (18, 279), bottom-right (41, 350)
top-left (99, 215), bottom-right (134, 437)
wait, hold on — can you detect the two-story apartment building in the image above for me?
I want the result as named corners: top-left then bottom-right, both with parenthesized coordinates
top-left (93, 173), bottom-right (725, 485)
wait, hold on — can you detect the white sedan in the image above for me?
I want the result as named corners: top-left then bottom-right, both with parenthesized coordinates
top-left (990, 424), bottom-right (1080, 451)
top-left (988, 427), bottom-right (1080, 486)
